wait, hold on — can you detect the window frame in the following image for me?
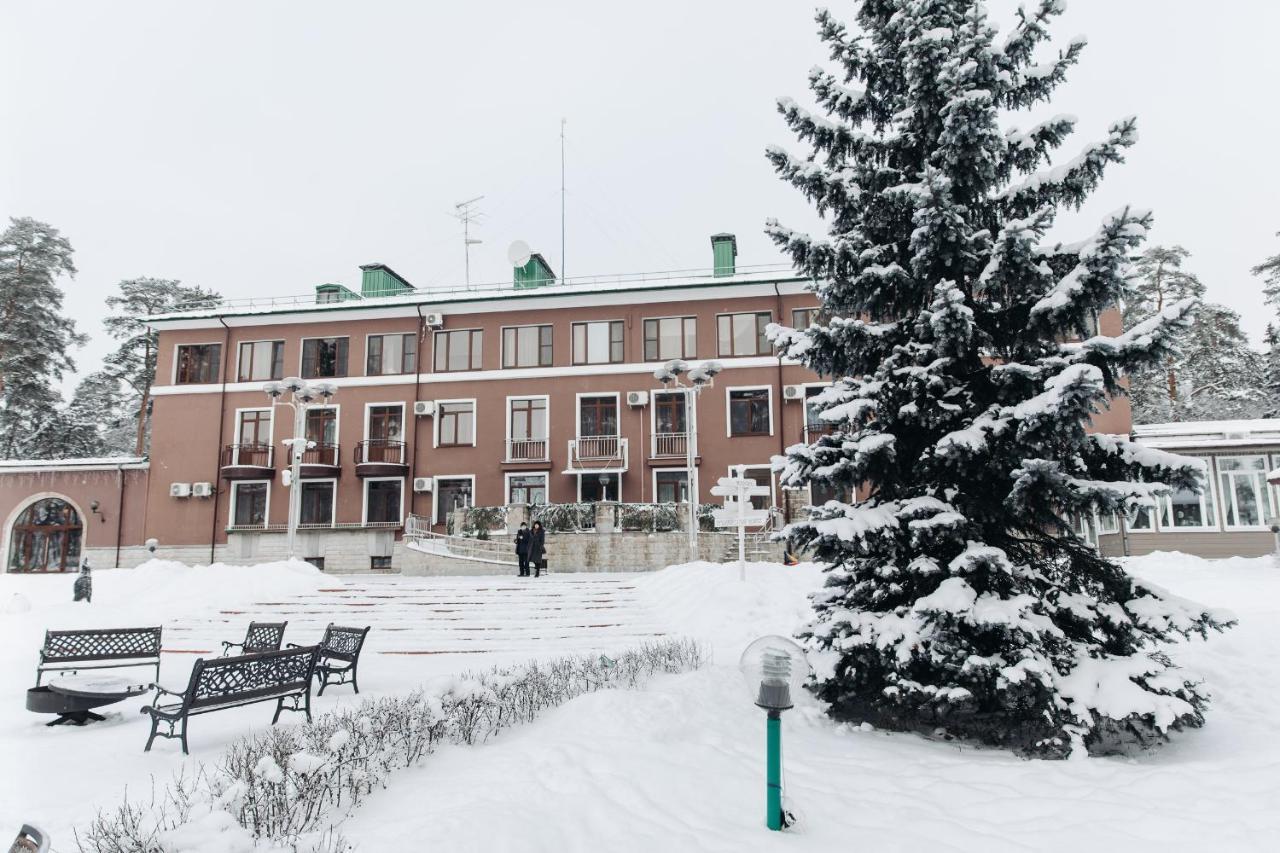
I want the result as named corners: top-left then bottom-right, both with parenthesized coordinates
top-left (716, 311), bottom-right (772, 358)
top-left (728, 463), bottom-right (775, 511)
top-left (432, 328), bottom-right (484, 373)
top-left (362, 476), bottom-right (405, 526)
top-left (434, 398), bottom-right (478, 448)
top-left (575, 392), bottom-right (621, 438)
top-left (364, 401), bottom-right (406, 443)
top-left (174, 342), bottom-right (223, 385)
top-left (233, 407), bottom-right (274, 465)
top-left (364, 332), bottom-right (418, 377)
top-left (725, 386), bottom-right (774, 437)
top-left (571, 319), bottom-right (625, 365)
top-left (576, 472), bottom-right (623, 502)
top-left (652, 468), bottom-right (689, 504)
top-left (229, 479), bottom-right (271, 529)
top-left (433, 474), bottom-right (477, 524)
top-left (1217, 454), bottom-right (1272, 531)
top-left (299, 478), bottom-right (338, 528)
top-left (791, 307), bottom-right (822, 330)
top-left (1156, 455), bottom-right (1219, 532)
top-left (642, 315), bottom-right (697, 362)
top-left (505, 472), bottom-right (549, 506)
top-left (236, 339), bottom-right (285, 383)
top-left (501, 323), bottom-right (554, 369)
top-left (299, 336), bottom-right (350, 379)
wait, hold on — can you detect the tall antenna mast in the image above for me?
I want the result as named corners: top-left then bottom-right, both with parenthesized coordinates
top-left (452, 195), bottom-right (485, 286)
top-left (560, 118), bottom-right (566, 280)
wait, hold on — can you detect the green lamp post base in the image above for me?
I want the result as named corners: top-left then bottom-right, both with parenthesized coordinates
top-left (766, 710), bottom-right (783, 830)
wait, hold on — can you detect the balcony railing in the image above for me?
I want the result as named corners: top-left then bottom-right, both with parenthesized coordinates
top-left (575, 435), bottom-right (621, 460)
top-left (803, 423), bottom-right (836, 442)
top-left (301, 442), bottom-right (340, 467)
top-left (355, 439), bottom-right (407, 465)
top-left (505, 437), bottom-right (549, 462)
top-left (651, 431), bottom-right (688, 458)
top-left (221, 443), bottom-right (273, 468)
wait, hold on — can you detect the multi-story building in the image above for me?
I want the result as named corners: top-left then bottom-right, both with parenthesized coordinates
top-left (0, 234), bottom-right (1134, 573)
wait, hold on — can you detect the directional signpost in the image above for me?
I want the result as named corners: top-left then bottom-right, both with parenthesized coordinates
top-left (711, 476), bottom-right (773, 581)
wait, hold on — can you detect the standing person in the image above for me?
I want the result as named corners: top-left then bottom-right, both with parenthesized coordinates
top-left (528, 520), bottom-right (547, 578)
top-left (514, 522), bottom-right (532, 577)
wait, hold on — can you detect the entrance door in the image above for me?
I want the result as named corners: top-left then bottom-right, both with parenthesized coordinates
top-left (236, 410), bottom-right (272, 466)
top-left (367, 405), bottom-right (404, 463)
top-left (578, 396), bottom-right (619, 459)
top-left (436, 478), bottom-right (473, 525)
top-left (305, 408), bottom-right (338, 465)
top-left (8, 498), bottom-right (83, 573)
top-left (580, 473), bottom-right (620, 502)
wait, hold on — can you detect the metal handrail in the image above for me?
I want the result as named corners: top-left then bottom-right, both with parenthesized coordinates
top-left (404, 515), bottom-right (517, 564)
top-left (355, 439), bottom-right (407, 465)
top-left (505, 437), bottom-right (549, 462)
top-left (573, 435), bottom-right (624, 460)
top-left (651, 431), bottom-right (688, 457)
top-left (221, 443), bottom-right (274, 468)
top-left (226, 521), bottom-right (401, 533)
top-left (301, 442), bottom-right (340, 467)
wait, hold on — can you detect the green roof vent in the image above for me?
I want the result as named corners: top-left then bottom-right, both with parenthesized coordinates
top-left (315, 282), bottom-right (360, 304)
top-left (513, 253), bottom-right (557, 289)
top-left (359, 263), bottom-right (415, 298)
top-left (711, 233), bottom-right (737, 277)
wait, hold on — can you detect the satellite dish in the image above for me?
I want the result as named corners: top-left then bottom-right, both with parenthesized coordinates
top-left (507, 239), bottom-right (532, 268)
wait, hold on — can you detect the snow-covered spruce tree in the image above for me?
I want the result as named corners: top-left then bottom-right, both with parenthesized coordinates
top-left (766, 2), bottom-right (1232, 757)
top-left (1252, 232), bottom-right (1280, 314)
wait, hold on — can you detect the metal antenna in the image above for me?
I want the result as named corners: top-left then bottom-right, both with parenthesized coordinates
top-left (452, 195), bottom-right (485, 286)
top-left (560, 118), bottom-right (566, 280)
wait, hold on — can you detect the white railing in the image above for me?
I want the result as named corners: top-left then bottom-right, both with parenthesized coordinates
top-left (505, 437), bottom-right (549, 462)
top-left (575, 435), bottom-right (621, 460)
top-left (404, 515), bottom-right (517, 565)
top-left (651, 431), bottom-right (688, 458)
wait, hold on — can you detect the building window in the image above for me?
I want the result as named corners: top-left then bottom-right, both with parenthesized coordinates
top-left (176, 343), bottom-right (221, 384)
top-left (300, 481), bottom-right (335, 526)
top-left (365, 478), bottom-right (403, 525)
top-left (233, 410), bottom-right (273, 466)
top-left (366, 333), bottom-right (417, 376)
top-left (237, 340), bottom-right (284, 382)
top-left (655, 470), bottom-right (688, 503)
top-left (508, 473), bottom-right (547, 505)
top-left (728, 389), bottom-right (771, 436)
top-left (643, 316), bottom-right (696, 361)
top-left (370, 556), bottom-right (392, 571)
top-left (435, 477), bottom-right (473, 524)
top-left (579, 395), bottom-right (618, 437)
top-left (438, 401), bottom-right (475, 446)
top-left (810, 480), bottom-right (852, 507)
top-left (731, 465), bottom-right (773, 510)
top-left (434, 329), bottom-right (483, 372)
top-left (7, 498), bottom-right (82, 573)
top-left (717, 312), bottom-right (771, 357)
top-left (1158, 457), bottom-right (1216, 530)
top-left (1097, 511), bottom-right (1120, 535)
top-left (579, 472), bottom-right (620, 502)
top-left (1127, 505), bottom-right (1154, 530)
top-left (508, 397), bottom-right (548, 460)
top-left (791, 307), bottom-right (821, 329)
top-left (232, 481), bottom-right (269, 528)
top-left (503, 324), bottom-right (554, 368)
top-left (572, 320), bottom-right (624, 365)
top-left (301, 337), bottom-right (349, 379)
top-left (1218, 455), bottom-right (1270, 529)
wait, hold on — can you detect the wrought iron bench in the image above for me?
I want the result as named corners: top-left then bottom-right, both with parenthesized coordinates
top-left (35, 627), bottom-right (162, 687)
top-left (290, 624), bottom-right (370, 696)
top-left (221, 621), bottom-right (288, 657)
top-left (141, 645), bottom-right (319, 754)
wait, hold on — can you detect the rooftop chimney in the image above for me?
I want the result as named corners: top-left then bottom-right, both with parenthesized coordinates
top-left (513, 253), bottom-right (557, 289)
top-left (359, 263), bottom-right (415, 298)
top-left (711, 233), bottom-right (737, 277)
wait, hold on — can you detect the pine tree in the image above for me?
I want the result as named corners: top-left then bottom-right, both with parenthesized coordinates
top-left (0, 217), bottom-right (88, 459)
top-left (768, 2), bottom-right (1231, 756)
top-left (1251, 232), bottom-right (1280, 314)
top-left (104, 277), bottom-right (220, 455)
top-left (1263, 324), bottom-right (1280, 418)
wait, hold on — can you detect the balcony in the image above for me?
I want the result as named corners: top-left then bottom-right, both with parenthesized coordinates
top-left (803, 423), bottom-right (837, 442)
top-left (299, 442), bottom-right (341, 478)
top-left (504, 438), bottom-right (549, 463)
top-left (354, 439), bottom-right (409, 477)
top-left (650, 431), bottom-right (688, 459)
top-left (564, 436), bottom-right (629, 474)
top-left (220, 443), bottom-right (273, 480)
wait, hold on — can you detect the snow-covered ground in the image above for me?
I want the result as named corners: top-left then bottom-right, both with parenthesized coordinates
top-left (2, 553), bottom-right (1277, 851)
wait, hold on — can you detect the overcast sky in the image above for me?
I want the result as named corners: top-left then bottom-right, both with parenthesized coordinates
top-left (5, 0), bottom-right (1279, 391)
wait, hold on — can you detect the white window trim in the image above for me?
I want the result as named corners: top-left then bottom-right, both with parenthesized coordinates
top-left (304, 403), bottom-right (341, 449)
top-left (800, 381), bottom-right (829, 429)
top-left (235, 339), bottom-right (285, 383)
top-left (432, 327), bottom-right (484, 373)
top-left (362, 476), bottom-right (406, 526)
top-left (298, 335), bottom-right (350, 378)
top-left (363, 401), bottom-right (407, 442)
top-left (1095, 510), bottom-right (1121, 536)
top-left (363, 331), bottom-right (418, 378)
top-left (232, 407), bottom-right (275, 466)
top-left (433, 474), bottom-right (477, 524)
top-left (576, 471), bottom-right (623, 502)
top-left (728, 463), bottom-right (776, 510)
top-left (1156, 455), bottom-right (1220, 533)
top-left (649, 388), bottom-right (689, 435)
top-left (570, 318), bottom-right (626, 366)
top-left (433, 398), bottom-right (478, 448)
top-left (1216, 454), bottom-right (1273, 531)
top-left (505, 394), bottom-right (550, 445)
top-left (715, 310), bottom-right (773, 358)
top-left (299, 477), bottom-right (338, 528)
top-left (172, 341), bottom-right (224, 385)
top-left (575, 392), bottom-right (622, 439)
top-left (505, 471), bottom-right (549, 505)
top-left (500, 323), bottom-right (555, 370)
top-left (641, 314), bottom-right (698, 362)
top-left (724, 385), bottom-right (775, 438)
top-left (651, 467), bottom-right (689, 504)
top-left (229, 479), bottom-right (271, 529)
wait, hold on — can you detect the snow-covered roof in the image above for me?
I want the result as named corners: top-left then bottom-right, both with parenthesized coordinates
top-left (0, 456), bottom-right (148, 474)
top-left (1133, 419), bottom-right (1280, 450)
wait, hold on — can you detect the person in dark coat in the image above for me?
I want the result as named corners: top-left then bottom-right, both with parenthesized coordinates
top-left (514, 522), bottom-right (532, 577)
top-left (528, 521), bottom-right (547, 578)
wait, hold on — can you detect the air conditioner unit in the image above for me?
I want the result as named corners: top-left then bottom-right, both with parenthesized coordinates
top-left (192, 482), bottom-right (214, 498)
top-left (423, 312), bottom-right (444, 327)
top-left (413, 477), bottom-right (434, 493)
top-left (626, 390), bottom-right (649, 407)
top-left (783, 384), bottom-right (806, 401)
top-left (413, 400), bottom-right (436, 417)
top-left (170, 483), bottom-right (192, 498)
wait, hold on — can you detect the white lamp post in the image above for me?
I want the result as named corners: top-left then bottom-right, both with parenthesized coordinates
top-left (263, 378), bottom-right (337, 559)
top-left (655, 359), bottom-right (722, 556)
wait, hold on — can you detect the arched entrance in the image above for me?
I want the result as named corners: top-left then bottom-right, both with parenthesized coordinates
top-left (8, 497), bottom-right (83, 573)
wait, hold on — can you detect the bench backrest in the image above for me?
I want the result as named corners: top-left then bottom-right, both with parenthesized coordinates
top-left (241, 621), bottom-right (288, 654)
top-left (185, 646), bottom-right (318, 712)
top-left (41, 627), bottom-right (163, 664)
top-left (319, 624), bottom-right (371, 664)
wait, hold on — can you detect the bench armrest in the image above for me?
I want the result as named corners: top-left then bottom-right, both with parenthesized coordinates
top-left (151, 683), bottom-right (186, 700)
top-left (221, 641), bottom-right (244, 656)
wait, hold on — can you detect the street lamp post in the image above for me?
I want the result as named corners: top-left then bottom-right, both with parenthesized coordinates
top-left (263, 378), bottom-right (337, 559)
top-left (740, 635), bottom-right (810, 832)
top-left (655, 359), bottom-right (722, 556)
